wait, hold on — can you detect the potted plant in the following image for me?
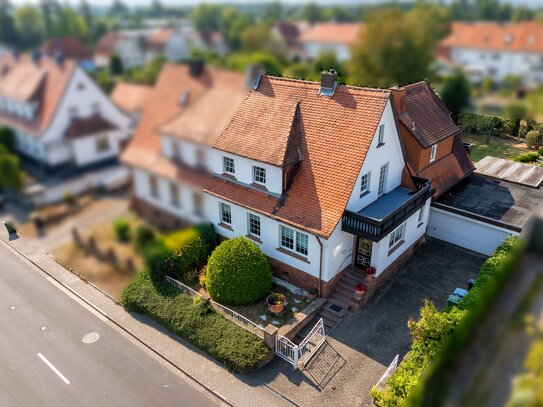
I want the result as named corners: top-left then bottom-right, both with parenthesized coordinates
top-left (267, 293), bottom-right (287, 314)
top-left (307, 288), bottom-right (318, 301)
top-left (354, 283), bottom-right (367, 298)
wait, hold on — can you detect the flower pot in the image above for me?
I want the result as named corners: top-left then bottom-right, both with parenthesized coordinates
top-left (267, 293), bottom-right (286, 314)
top-left (354, 283), bottom-right (367, 298)
top-left (366, 266), bottom-right (376, 276)
top-left (307, 288), bottom-right (318, 301)
top-left (269, 303), bottom-right (285, 314)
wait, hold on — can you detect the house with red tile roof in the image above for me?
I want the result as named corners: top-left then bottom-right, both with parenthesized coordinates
top-left (299, 22), bottom-right (362, 61)
top-left (95, 31), bottom-right (149, 69)
top-left (40, 37), bottom-right (95, 71)
top-left (438, 21), bottom-right (543, 86)
top-left (111, 82), bottom-right (152, 124)
top-left (0, 52), bottom-right (131, 170)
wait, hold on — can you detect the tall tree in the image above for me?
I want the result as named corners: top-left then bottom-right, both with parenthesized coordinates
top-left (192, 4), bottom-right (221, 32)
top-left (441, 70), bottom-right (471, 122)
top-left (148, 0), bottom-right (164, 18)
top-left (53, 7), bottom-right (88, 40)
top-left (0, 0), bottom-right (19, 48)
top-left (220, 7), bottom-right (251, 50)
top-left (109, 0), bottom-right (129, 18)
top-left (302, 3), bottom-right (323, 24)
top-left (0, 145), bottom-right (24, 192)
top-left (14, 5), bottom-right (45, 48)
top-left (79, 0), bottom-right (93, 35)
top-left (351, 8), bottom-right (437, 87)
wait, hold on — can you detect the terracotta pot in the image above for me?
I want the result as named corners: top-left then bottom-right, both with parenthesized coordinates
top-left (269, 303), bottom-right (285, 314)
top-left (366, 266), bottom-right (376, 276)
top-left (355, 289), bottom-right (366, 297)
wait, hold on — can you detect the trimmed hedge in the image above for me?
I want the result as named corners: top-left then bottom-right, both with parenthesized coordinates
top-left (142, 224), bottom-right (217, 283)
top-left (371, 237), bottom-right (519, 406)
top-left (206, 237), bottom-right (272, 305)
top-left (121, 269), bottom-right (271, 373)
top-left (135, 225), bottom-right (155, 248)
top-left (113, 218), bottom-right (131, 242)
top-left (513, 152), bottom-right (540, 163)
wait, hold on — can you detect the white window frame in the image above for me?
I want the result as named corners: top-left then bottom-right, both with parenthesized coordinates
top-left (280, 225), bottom-right (308, 257)
top-left (223, 156), bottom-right (235, 175)
top-left (377, 124), bottom-right (385, 145)
top-left (253, 166), bottom-right (266, 185)
top-left (360, 172), bottom-right (371, 197)
top-left (170, 182), bottom-right (180, 207)
top-left (95, 134), bottom-right (110, 153)
top-left (248, 213), bottom-right (261, 237)
top-left (378, 163), bottom-right (389, 197)
top-left (388, 222), bottom-right (406, 249)
top-left (219, 202), bottom-right (232, 225)
top-left (171, 141), bottom-right (181, 161)
top-left (193, 192), bottom-right (204, 217)
top-left (430, 144), bottom-right (437, 163)
top-left (149, 174), bottom-right (159, 199)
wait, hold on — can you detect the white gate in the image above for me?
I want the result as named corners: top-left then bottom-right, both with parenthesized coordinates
top-left (374, 354), bottom-right (400, 390)
top-left (275, 318), bottom-right (326, 369)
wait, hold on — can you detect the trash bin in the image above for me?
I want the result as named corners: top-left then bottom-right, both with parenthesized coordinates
top-left (467, 278), bottom-right (476, 290)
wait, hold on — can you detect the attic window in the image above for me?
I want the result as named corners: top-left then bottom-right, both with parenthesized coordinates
top-left (77, 82), bottom-right (85, 91)
top-left (178, 91), bottom-right (189, 106)
top-left (430, 144), bottom-right (437, 163)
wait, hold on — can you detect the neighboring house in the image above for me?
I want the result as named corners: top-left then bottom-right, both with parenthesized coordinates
top-left (40, 37), bottom-right (95, 71)
top-left (111, 82), bottom-right (152, 125)
top-left (95, 31), bottom-right (148, 69)
top-left (298, 22), bottom-right (362, 61)
top-left (438, 21), bottom-right (543, 86)
top-left (270, 21), bottom-right (309, 59)
top-left (0, 52), bottom-right (131, 170)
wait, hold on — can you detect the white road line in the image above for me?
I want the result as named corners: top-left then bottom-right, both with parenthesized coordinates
top-left (37, 353), bottom-right (70, 384)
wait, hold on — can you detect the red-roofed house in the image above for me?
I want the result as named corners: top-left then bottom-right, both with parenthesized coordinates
top-left (40, 37), bottom-right (95, 71)
top-left (299, 22), bottom-right (362, 61)
top-left (438, 21), bottom-right (543, 85)
top-left (0, 52), bottom-right (131, 170)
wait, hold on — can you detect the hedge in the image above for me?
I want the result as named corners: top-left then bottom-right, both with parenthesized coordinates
top-left (458, 112), bottom-right (541, 138)
top-left (121, 269), bottom-right (271, 373)
top-left (371, 237), bottom-right (519, 406)
top-left (206, 237), bottom-right (272, 305)
top-left (113, 218), bottom-right (131, 242)
top-left (142, 224), bottom-right (217, 283)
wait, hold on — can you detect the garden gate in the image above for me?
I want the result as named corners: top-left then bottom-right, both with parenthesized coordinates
top-left (275, 318), bottom-right (326, 369)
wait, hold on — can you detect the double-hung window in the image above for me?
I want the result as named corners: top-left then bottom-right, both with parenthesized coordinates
top-left (378, 163), bottom-right (389, 197)
top-left (248, 213), bottom-right (261, 237)
top-left (223, 156), bottom-right (235, 175)
top-left (430, 144), bottom-right (437, 163)
top-left (360, 172), bottom-right (371, 197)
top-left (389, 222), bottom-right (406, 249)
top-left (253, 166), bottom-right (266, 185)
top-left (280, 225), bottom-right (308, 256)
top-left (149, 175), bottom-right (159, 198)
top-left (219, 202), bottom-right (232, 225)
top-left (170, 183), bottom-right (180, 207)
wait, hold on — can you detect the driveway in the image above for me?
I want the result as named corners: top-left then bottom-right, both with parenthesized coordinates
top-left (251, 238), bottom-right (486, 407)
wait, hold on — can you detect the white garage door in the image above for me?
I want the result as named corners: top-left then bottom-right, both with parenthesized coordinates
top-left (428, 207), bottom-right (516, 256)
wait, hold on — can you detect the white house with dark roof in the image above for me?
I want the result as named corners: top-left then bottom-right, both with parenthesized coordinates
top-left (0, 52), bottom-right (131, 170)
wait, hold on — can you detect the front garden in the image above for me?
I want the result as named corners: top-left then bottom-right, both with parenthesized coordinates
top-left (121, 224), bottom-right (313, 372)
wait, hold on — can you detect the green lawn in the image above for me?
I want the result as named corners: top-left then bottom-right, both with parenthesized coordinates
top-left (462, 134), bottom-right (530, 162)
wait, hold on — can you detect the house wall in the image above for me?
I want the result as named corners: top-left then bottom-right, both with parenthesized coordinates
top-left (71, 130), bottom-right (124, 167)
top-left (450, 47), bottom-right (543, 85)
top-left (401, 126), bottom-right (455, 172)
top-left (210, 149), bottom-right (283, 195)
top-left (164, 33), bottom-right (191, 62)
top-left (302, 42), bottom-right (351, 62)
top-left (13, 129), bottom-right (46, 161)
top-left (160, 135), bottom-right (213, 172)
top-left (346, 100), bottom-right (405, 213)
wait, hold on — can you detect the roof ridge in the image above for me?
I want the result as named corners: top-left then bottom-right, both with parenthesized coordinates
top-left (265, 75), bottom-right (391, 95)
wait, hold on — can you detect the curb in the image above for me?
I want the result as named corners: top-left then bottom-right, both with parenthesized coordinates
top-left (0, 234), bottom-right (232, 407)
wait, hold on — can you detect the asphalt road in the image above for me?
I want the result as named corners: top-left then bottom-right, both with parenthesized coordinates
top-left (0, 241), bottom-right (218, 407)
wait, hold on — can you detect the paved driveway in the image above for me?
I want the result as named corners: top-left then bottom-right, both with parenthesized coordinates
top-left (252, 238), bottom-right (486, 407)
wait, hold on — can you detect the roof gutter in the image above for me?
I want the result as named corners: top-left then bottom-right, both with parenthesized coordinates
top-left (316, 235), bottom-right (323, 297)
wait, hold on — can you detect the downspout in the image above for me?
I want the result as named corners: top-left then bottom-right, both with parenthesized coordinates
top-left (316, 236), bottom-right (323, 297)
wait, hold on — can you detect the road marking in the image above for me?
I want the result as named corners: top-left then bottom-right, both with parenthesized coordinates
top-left (37, 353), bottom-right (70, 384)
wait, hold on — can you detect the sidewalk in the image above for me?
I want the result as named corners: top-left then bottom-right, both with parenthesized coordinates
top-left (0, 233), bottom-right (293, 407)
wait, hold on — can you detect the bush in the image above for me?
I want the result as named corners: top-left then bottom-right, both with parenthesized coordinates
top-left (121, 270), bottom-right (271, 373)
top-left (458, 112), bottom-right (502, 134)
top-left (113, 218), bottom-right (131, 242)
top-left (63, 192), bottom-right (77, 206)
top-left (538, 146), bottom-right (543, 156)
top-left (206, 237), bottom-right (272, 305)
top-left (514, 152), bottom-right (540, 163)
top-left (135, 225), bottom-right (155, 248)
top-left (371, 238), bottom-right (519, 406)
top-left (526, 130), bottom-right (541, 148)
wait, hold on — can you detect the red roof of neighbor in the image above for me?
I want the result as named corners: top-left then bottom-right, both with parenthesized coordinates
top-left (440, 21), bottom-right (543, 54)
top-left (41, 37), bottom-right (92, 61)
top-left (159, 71), bottom-right (247, 146)
top-left (207, 76), bottom-right (390, 237)
top-left (0, 53), bottom-right (76, 136)
top-left (299, 22), bottom-right (362, 45)
top-left (95, 32), bottom-right (121, 57)
top-left (145, 28), bottom-right (174, 51)
top-left (121, 64), bottom-right (246, 173)
top-left (111, 82), bottom-right (152, 114)
top-left (391, 81), bottom-right (460, 149)
top-left (419, 137), bottom-right (475, 198)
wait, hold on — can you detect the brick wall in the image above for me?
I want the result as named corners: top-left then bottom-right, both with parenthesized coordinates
top-left (132, 196), bottom-right (189, 230)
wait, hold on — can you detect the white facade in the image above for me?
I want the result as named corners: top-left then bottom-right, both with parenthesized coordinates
top-left (302, 42), bottom-right (351, 62)
top-left (448, 47), bottom-right (543, 86)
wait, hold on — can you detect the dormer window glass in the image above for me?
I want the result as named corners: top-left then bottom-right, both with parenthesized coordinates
top-left (253, 166), bottom-right (266, 185)
top-left (377, 124), bottom-right (385, 146)
top-left (430, 144), bottom-right (437, 163)
top-left (223, 156), bottom-right (235, 175)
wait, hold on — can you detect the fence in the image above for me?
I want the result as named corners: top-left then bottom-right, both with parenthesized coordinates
top-left (276, 318), bottom-right (327, 370)
top-left (374, 354), bottom-right (400, 390)
top-left (165, 276), bottom-right (264, 339)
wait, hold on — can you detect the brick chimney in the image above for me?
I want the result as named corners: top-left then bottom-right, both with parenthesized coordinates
top-left (188, 58), bottom-right (204, 77)
top-left (319, 69), bottom-right (337, 97)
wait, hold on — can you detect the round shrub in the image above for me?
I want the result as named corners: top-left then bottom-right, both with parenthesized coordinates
top-left (135, 225), bottom-right (155, 248)
top-left (526, 130), bottom-right (541, 149)
top-left (206, 237), bottom-right (272, 305)
top-left (113, 218), bottom-right (131, 242)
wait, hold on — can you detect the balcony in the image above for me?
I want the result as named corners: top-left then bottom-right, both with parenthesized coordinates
top-left (342, 177), bottom-right (431, 242)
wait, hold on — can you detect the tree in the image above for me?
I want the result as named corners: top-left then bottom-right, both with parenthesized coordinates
top-left (14, 5), bottom-right (45, 48)
top-left (0, 0), bottom-right (18, 48)
top-left (54, 7), bottom-right (88, 41)
top-left (441, 70), bottom-right (471, 122)
top-left (351, 8), bottom-right (435, 87)
top-left (192, 4), bottom-right (221, 32)
top-left (0, 126), bottom-right (14, 151)
top-left (40, 0), bottom-right (59, 39)
top-left (219, 7), bottom-right (251, 50)
top-left (0, 146), bottom-right (24, 191)
top-left (505, 102), bottom-right (531, 138)
top-left (302, 3), bottom-right (323, 24)
top-left (109, 54), bottom-right (124, 76)
top-left (240, 25), bottom-right (271, 53)
top-left (79, 0), bottom-right (94, 37)
top-left (109, 0), bottom-right (129, 18)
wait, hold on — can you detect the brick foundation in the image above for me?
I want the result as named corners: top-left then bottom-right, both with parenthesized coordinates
top-left (132, 196), bottom-right (190, 230)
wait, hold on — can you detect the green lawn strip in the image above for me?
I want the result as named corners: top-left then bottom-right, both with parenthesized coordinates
top-left (462, 134), bottom-right (528, 162)
top-left (121, 270), bottom-right (272, 373)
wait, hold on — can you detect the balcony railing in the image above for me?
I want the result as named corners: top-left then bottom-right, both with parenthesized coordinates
top-left (342, 178), bottom-right (432, 242)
